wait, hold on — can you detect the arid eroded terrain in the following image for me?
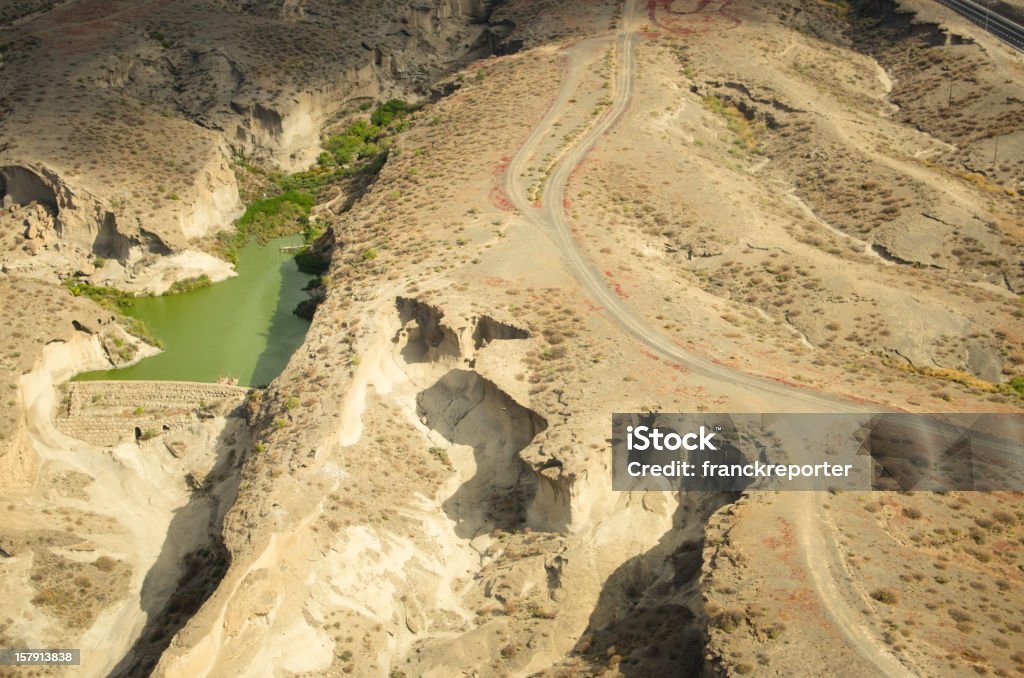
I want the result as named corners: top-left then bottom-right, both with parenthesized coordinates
top-left (1, 0), bottom-right (1022, 676)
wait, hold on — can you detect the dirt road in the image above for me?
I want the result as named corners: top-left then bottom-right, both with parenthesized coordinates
top-left (501, 1), bottom-right (915, 674)
top-left (502, 0), bottom-right (868, 414)
top-left (795, 492), bottom-right (914, 677)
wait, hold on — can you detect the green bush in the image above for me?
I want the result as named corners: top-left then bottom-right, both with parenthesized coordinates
top-left (429, 447), bottom-right (451, 466)
top-left (216, 190), bottom-right (315, 263)
top-left (63, 278), bottom-right (134, 312)
top-left (371, 99), bottom-right (409, 127)
top-left (149, 30), bottom-right (171, 49)
top-left (236, 190), bottom-right (314, 241)
top-left (276, 100), bottom-right (409, 196)
top-left (124, 317), bottom-right (163, 348)
top-left (222, 99), bottom-right (412, 266)
top-left (325, 120), bottom-right (381, 164)
top-left (166, 274), bottom-right (212, 295)
top-left (62, 279), bottom-right (162, 347)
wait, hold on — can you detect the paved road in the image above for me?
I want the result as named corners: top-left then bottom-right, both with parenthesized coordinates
top-left (935, 0), bottom-right (1024, 51)
top-left (502, 0), bottom-right (869, 414)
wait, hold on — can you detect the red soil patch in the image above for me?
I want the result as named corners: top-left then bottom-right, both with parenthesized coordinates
top-left (492, 156), bottom-right (515, 211)
top-left (646, 0), bottom-right (741, 36)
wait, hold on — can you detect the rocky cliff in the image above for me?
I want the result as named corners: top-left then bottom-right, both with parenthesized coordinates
top-left (0, 0), bottom-right (508, 280)
top-left (0, 276), bottom-right (157, 492)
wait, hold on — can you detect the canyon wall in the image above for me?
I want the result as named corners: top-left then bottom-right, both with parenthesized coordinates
top-left (0, 0), bottom-right (509, 276)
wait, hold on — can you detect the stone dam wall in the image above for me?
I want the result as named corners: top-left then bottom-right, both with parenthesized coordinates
top-left (55, 381), bottom-right (250, 447)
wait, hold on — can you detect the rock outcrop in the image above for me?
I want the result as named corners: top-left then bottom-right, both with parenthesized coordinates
top-left (0, 157), bottom-right (238, 274)
top-left (0, 0), bottom-right (513, 277)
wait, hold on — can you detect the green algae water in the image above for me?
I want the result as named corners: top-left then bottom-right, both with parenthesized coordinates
top-left (76, 235), bottom-right (313, 387)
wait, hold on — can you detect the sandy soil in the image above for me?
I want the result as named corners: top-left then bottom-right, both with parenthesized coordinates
top-left (1, 311), bottom-right (245, 677)
top-left (3, 0), bottom-right (1021, 676)
top-left (103, 250), bottom-right (237, 295)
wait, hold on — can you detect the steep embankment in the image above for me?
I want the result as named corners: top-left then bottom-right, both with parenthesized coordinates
top-left (0, 273), bottom-right (251, 678)
top-left (0, 277), bottom-right (147, 490)
top-left (0, 0), bottom-right (508, 283)
top-left (154, 0), bottom-right (1022, 674)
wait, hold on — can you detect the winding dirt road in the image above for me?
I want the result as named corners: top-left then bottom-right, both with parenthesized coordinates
top-left (501, 2), bottom-right (913, 675)
top-left (502, 0), bottom-right (866, 414)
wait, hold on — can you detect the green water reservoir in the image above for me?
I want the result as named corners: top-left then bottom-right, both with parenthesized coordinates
top-left (77, 235), bottom-right (314, 387)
